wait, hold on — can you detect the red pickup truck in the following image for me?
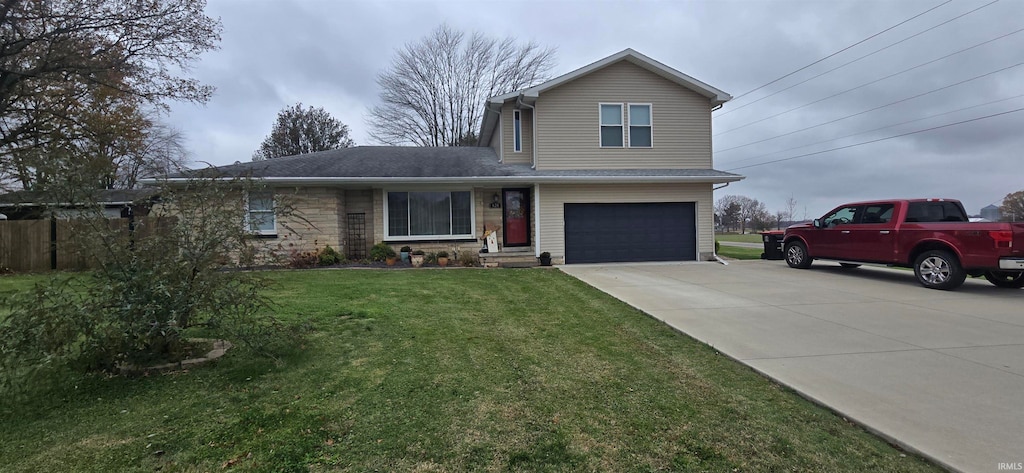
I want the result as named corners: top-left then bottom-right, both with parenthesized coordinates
top-left (783, 199), bottom-right (1024, 290)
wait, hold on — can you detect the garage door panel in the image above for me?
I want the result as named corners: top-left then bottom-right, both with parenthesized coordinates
top-left (564, 202), bottom-right (696, 264)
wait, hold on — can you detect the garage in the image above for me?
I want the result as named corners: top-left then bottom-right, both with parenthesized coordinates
top-left (564, 202), bottom-right (696, 263)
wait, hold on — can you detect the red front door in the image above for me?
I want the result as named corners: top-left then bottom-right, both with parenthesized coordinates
top-left (503, 188), bottom-right (530, 247)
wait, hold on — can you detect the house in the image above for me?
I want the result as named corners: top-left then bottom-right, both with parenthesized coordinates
top-left (158, 49), bottom-right (743, 265)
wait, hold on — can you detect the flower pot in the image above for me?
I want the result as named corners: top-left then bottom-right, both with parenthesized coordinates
top-left (437, 257), bottom-right (449, 267)
top-left (411, 255), bottom-right (424, 267)
top-left (400, 251), bottom-right (410, 263)
top-left (386, 256), bottom-right (398, 266)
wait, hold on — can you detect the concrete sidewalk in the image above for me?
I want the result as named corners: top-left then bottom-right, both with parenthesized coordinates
top-left (561, 260), bottom-right (1024, 473)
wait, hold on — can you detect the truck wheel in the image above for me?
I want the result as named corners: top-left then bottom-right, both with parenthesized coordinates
top-left (784, 241), bottom-right (812, 269)
top-left (913, 250), bottom-right (966, 290)
top-left (984, 271), bottom-right (1024, 288)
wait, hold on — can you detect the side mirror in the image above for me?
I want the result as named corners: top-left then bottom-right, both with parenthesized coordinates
top-left (813, 219), bottom-right (822, 229)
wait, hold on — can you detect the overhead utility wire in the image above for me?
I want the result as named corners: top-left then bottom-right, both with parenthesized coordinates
top-left (724, 106), bottom-right (1024, 172)
top-left (714, 23), bottom-right (1024, 136)
top-left (711, 61), bottom-right (1024, 155)
top-left (716, 93), bottom-right (1024, 167)
top-left (716, 0), bottom-right (998, 119)
top-left (719, 0), bottom-right (952, 106)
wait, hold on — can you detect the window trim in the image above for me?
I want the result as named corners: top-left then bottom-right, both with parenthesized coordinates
top-left (513, 109), bottom-right (522, 153)
top-left (245, 190), bottom-right (277, 236)
top-left (598, 103), bottom-right (624, 148)
top-left (627, 103), bottom-right (653, 148)
top-left (383, 189), bottom-right (476, 241)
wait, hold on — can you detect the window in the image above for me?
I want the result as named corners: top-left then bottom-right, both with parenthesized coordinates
top-left (386, 191), bottom-right (473, 238)
top-left (513, 110), bottom-right (522, 152)
top-left (599, 103), bottom-right (623, 147)
top-left (905, 201), bottom-right (968, 223)
top-left (861, 204), bottom-right (894, 224)
top-left (628, 104), bottom-right (652, 147)
top-left (822, 206), bottom-right (857, 228)
top-left (247, 191), bottom-right (276, 235)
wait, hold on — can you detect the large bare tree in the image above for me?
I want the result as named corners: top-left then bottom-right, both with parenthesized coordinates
top-left (252, 103), bottom-right (355, 161)
top-left (368, 24), bottom-right (556, 147)
top-left (0, 0), bottom-right (220, 190)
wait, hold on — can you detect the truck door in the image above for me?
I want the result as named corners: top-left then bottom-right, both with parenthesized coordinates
top-left (815, 205), bottom-right (861, 258)
top-left (845, 203), bottom-right (897, 263)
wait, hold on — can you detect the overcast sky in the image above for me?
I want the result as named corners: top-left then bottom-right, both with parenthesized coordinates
top-left (165, 0), bottom-right (1024, 218)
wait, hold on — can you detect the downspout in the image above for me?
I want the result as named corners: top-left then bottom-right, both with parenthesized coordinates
top-left (516, 95), bottom-right (537, 169)
top-left (712, 181), bottom-right (730, 264)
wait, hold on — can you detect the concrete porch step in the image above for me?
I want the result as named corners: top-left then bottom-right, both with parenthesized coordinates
top-left (479, 251), bottom-right (540, 268)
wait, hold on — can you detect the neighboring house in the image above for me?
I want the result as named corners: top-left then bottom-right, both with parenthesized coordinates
top-left (0, 188), bottom-right (156, 220)
top-left (157, 49), bottom-right (743, 265)
top-left (980, 204), bottom-right (1001, 222)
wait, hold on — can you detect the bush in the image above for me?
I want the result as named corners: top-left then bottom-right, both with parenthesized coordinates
top-left (411, 249), bottom-right (425, 256)
top-left (369, 242), bottom-right (396, 261)
top-left (459, 253), bottom-right (480, 267)
top-left (290, 249), bottom-right (319, 268)
top-left (436, 250), bottom-right (449, 259)
top-left (540, 251), bottom-right (551, 258)
top-left (399, 246), bottom-right (412, 253)
top-left (0, 178), bottom-right (297, 392)
top-left (715, 239), bottom-right (720, 253)
top-left (319, 245), bottom-right (343, 266)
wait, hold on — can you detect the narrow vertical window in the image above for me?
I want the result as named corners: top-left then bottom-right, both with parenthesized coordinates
top-left (628, 104), bottom-right (652, 147)
top-left (513, 110), bottom-right (522, 152)
top-left (599, 104), bottom-right (623, 147)
top-left (246, 191), bottom-right (276, 235)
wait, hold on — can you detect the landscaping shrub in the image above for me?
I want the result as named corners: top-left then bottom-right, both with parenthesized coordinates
top-left (319, 245), bottom-right (343, 266)
top-left (369, 242), bottom-right (396, 262)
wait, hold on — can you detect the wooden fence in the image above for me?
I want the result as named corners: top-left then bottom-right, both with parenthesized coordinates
top-left (0, 217), bottom-right (164, 272)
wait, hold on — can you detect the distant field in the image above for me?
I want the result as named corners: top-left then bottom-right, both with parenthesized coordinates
top-left (715, 233), bottom-right (764, 244)
top-left (716, 245), bottom-right (764, 260)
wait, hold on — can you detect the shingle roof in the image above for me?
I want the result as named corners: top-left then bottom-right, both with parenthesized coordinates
top-left (159, 146), bottom-right (742, 184)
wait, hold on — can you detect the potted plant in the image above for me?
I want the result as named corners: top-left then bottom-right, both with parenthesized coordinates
top-left (436, 250), bottom-right (449, 267)
top-left (411, 249), bottom-right (425, 267)
top-left (384, 246), bottom-right (398, 266)
top-left (400, 246), bottom-right (412, 263)
top-left (539, 251), bottom-right (552, 266)
top-left (371, 242), bottom-right (398, 266)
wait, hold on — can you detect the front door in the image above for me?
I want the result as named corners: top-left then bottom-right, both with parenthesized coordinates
top-left (502, 188), bottom-right (530, 247)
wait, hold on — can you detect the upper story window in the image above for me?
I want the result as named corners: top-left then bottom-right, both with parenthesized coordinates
top-left (513, 110), bottom-right (522, 152)
top-left (599, 103), bottom-right (624, 147)
top-left (386, 191), bottom-right (474, 239)
top-left (628, 104), bottom-right (652, 148)
top-left (246, 191), bottom-right (276, 236)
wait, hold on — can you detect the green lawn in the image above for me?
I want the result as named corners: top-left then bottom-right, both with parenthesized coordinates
top-left (716, 245), bottom-right (765, 260)
top-left (0, 269), bottom-right (937, 472)
top-left (715, 233), bottom-right (765, 243)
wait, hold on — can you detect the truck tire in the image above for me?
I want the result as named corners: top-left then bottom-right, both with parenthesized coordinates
top-left (784, 241), bottom-right (812, 269)
top-left (913, 250), bottom-right (966, 290)
top-left (984, 271), bottom-right (1024, 288)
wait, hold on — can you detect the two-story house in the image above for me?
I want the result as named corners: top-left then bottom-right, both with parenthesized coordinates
top-left (159, 49), bottom-right (743, 265)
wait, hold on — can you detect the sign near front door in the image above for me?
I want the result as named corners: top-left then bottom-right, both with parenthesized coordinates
top-left (502, 188), bottom-right (530, 247)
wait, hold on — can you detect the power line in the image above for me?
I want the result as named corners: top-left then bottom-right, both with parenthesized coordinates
top-left (712, 61), bottom-right (1024, 155)
top-left (714, 23), bottom-right (1024, 136)
top-left (716, 93), bottom-right (1024, 167)
top-left (715, 0), bottom-right (999, 119)
top-left (720, 0), bottom-right (952, 105)
top-left (724, 106), bottom-right (1024, 172)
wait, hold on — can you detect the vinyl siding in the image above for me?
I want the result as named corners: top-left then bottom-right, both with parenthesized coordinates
top-left (535, 60), bottom-right (712, 170)
top-left (537, 183), bottom-right (714, 262)
top-left (501, 102), bottom-right (533, 165)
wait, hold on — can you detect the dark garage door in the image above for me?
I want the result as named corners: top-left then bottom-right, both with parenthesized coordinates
top-left (564, 202), bottom-right (696, 264)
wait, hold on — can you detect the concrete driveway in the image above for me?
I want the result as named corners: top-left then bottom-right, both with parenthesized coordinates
top-left (561, 260), bottom-right (1024, 473)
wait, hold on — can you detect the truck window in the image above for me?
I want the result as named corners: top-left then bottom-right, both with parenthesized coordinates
top-left (905, 202), bottom-right (968, 223)
top-left (823, 206), bottom-right (859, 227)
top-left (860, 204), bottom-right (894, 224)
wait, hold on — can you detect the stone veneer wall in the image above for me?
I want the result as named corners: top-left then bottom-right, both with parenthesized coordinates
top-left (260, 187), bottom-right (343, 259)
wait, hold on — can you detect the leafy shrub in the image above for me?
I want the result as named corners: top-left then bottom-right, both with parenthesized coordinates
top-left (715, 240), bottom-right (720, 253)
top-left (369, 243), bottom-right (396, 261)
top-left (540, 251), bottom-right (551, 259)
top-left (399, 246), bottom-right (412, 253)
top-left (459, 253), bottom-right (480, 267)
top-left (411, 249), bottom-right (425, 256)
top-left (290, 249), bottom-right (319, 268)
top-left (319, 245), bottom-right (343, 266)
top-left (436, 250), bottom-right (449, 259)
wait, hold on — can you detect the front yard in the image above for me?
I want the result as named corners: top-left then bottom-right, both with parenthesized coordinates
top-left (0, 269), bottom-right (937, 472)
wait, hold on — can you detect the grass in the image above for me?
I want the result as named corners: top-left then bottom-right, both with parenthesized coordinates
top-left (715, 233), bottom-right (766, 243)
top-left (0, 269), bottom-right (939, 472)
top-left (716, 245), bottom-right (766, 260)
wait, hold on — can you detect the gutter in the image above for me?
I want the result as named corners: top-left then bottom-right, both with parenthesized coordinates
top-left (516, 94), bottom-right (538, 169)
top-left (142, 175), bottom-right (746, 187)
